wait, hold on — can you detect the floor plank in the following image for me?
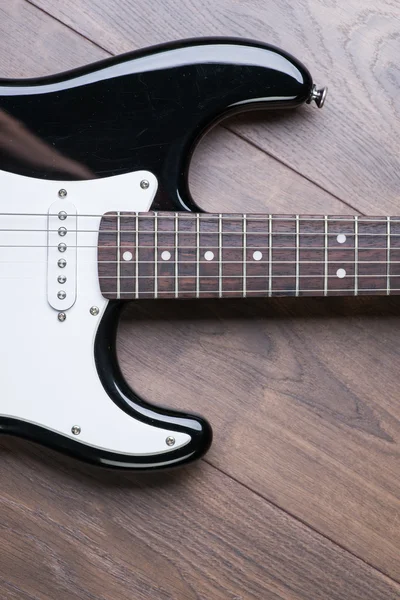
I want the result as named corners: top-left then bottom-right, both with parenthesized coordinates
top-left (0, 0), bottom-right (399, 594)
top-left (29, 0), bottom-right (400, 214)
top-left (0, 439), bottom-right (399, 600)
top-left (119, 296), bottom-right (400, 580)
top-left (0, 0), bottom-right (107, 76)
top-left (190, 128), bottom-right (351, 215)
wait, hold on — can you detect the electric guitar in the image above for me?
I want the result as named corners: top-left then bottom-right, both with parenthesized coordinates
top-left (3, 36), bottom-right (391, 471)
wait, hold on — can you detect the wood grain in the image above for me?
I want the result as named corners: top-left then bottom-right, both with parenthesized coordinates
top-left (0, 0), bottom-right (399, 597)
top-left (29, 0), bottom-right (400, 214)
top-left (118, 296), bottom-right (400, 580)
top-left (0, 439), bottom-right (399, 600)
top-left (99, 213), bottom-right (400, 299)
top-left (0, 0), bottom-right (106, 76)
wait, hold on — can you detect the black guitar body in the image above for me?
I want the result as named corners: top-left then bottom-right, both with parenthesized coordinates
top-left (0, 37), bottom-right (316, 209)
top-left (0, 38), bottom-right (322, 469)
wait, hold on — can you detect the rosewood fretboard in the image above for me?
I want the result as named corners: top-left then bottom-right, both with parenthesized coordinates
top-left (98, 212), bottom-right (400, 299)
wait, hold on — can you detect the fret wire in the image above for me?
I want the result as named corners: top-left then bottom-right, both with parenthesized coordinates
top-left (354, 216), bottom-right (358, 296)
top-left (117, 211), bottom-right (121, 300)
top-left (175, 213), bottom-right (179, 299)
top-left (243, 214), bottom-right (247, 298)
top-left (196, 213), bottom-right (200, 298)
top-left (219, 213), bottom-right (222, 298)
top-left (154, 211), bottom-right (158, 299)
top-left (324, 215), bottom-right (328, 296)
top-left (295, 215), bottom-right (299, 297)
top-left (135, 212), bottom-right (139, 299)
top-left (387, 216), bottom-right (391, 296)
top-left (269, 214), bottom-right (272, 297)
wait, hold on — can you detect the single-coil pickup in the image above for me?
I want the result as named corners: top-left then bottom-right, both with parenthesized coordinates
top-left (47, 200), bottom-right (77, 310)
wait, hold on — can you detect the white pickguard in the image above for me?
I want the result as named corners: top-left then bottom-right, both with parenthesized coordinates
top-left (0, 169), bottom-right (191, 459)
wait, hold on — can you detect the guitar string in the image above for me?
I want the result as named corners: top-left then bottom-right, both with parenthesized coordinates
top-left (98, 259), bottom-right (399, 264)
top-left (107, 288), bottom-right (398, 295)
top-left (0, 228), bottom-right (398, 257)
top-left (0, 217), bottom-right (396, 287)
top-left (98, 274), bottom-right (398, 279)
top-left (0, 275), bottom-right (392, 292)
top-left (0, 244), bottom-right (397, 250)
top-left (0, 229), bottom-right (396, 235)
top-left (1, 213), bottom-right (400, 223)
top-left (0, 231), bottom-right (400, 243)
top-left (0, 257), bottom-right (399, 264)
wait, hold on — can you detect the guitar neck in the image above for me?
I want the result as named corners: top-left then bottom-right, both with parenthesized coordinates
top-left (98, 212), bottom-right (400, 300)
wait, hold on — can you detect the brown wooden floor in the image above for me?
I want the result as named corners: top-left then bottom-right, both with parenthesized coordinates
top-left (1, 1), bottom-right (400, 598)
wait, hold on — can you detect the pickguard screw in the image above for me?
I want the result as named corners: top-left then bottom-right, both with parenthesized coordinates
top-left (58, 312), bottom-right (66, 322)
top-left (58, 258), bottom-right (67, 268)
top-left (58, 275), bottom-right (67, 284)
top-left (90, 306), bottom-right (99, 316)
top-left (58, 189), bottom-right (67, 198)
top-left (166, 436), bottom-right (175, 447)
top-left (58, 211), bottom-right (67, 220)
top-left (71, 425), bottom-right (81, 435)
top-left (58, 290), bottom-right (66, 300)
top-left (140, 179), bottom-right (150, 189)
top-left (58, 227), bottom-right (67, 236)
top-left (58, 243), bottom-right (67, 252)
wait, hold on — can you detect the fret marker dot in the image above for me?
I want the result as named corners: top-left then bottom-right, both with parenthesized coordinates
top-left (253, 251), bottom-right (262, 261)
top-left (122, 251), bottom-right (133, 261)
top-left (204, 251), bottom-right (214, 261)
top-left (161, 251), bottom-right (171, 261)
top-left (336, 268), bottom-right (346, 279)
top-left (337, 234), bottom-right (347, 244)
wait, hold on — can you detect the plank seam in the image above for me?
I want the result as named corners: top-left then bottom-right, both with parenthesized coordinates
top-left (18, 2), bottom-right (398, 586)
top-left (22, 0), bottom-right (372, 218)
top-left (22, 1), bottom-right (375, 219)
top-left (226, 127), bottom-right (367, 217)
top-left (24, 0), bottom-right (113, 55)
top-left (203, 458), bottom-right (400, 588)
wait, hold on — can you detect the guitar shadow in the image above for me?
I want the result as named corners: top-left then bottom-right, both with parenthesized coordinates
top-left (0, 434), bottom-right (201, 489)
top-left (122, 295), bottom-right (400, 324)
